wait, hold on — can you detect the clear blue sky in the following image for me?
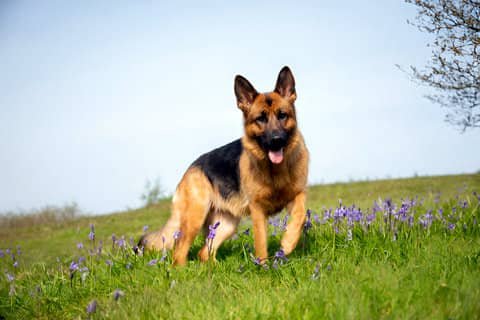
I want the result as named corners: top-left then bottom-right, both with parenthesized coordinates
top-left (1, 1), bottom-right (479, 214)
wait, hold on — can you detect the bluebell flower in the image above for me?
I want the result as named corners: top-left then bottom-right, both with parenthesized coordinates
top-left (304, 210), bottom-right (313, 233)
top-left (207, 221), bottom-right (221, 240)
top-left (86, 300), bottom-right (97, 314)
top-left (6, 273), bottom-right (14, 282)
top-left (69, 261), bottom-right (79, 272)
top-left (173, 231), bottom-right (182, 240)
top-left (113, 289), bottom-right (125, 301)
top-left (274, 249), bottom-right (288, 263)
top-left (88, 224), bottom-right (95, 241)
top-left (148, 259), bottom-right (158, 266)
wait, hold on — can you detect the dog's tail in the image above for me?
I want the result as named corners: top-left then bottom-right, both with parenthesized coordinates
top-left (134, 209), bottom-right (181, 255)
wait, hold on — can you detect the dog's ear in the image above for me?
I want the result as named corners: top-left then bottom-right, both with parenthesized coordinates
top-left (274, 66), bottom-right (296, 102)
top-left (234, 75), bottom-right (258, 113)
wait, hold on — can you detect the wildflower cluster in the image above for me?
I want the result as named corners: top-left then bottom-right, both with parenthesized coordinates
top-left (305, 191), bottom-right (479, 242)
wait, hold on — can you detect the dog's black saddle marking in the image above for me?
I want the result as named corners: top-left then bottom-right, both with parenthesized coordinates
top-left (191, 139), bottom-right (242, 199)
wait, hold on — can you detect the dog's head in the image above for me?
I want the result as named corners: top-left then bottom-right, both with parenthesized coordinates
top-left (234, 66), bottom-right (298, 164)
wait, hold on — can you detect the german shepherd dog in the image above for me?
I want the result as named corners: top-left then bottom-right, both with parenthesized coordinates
top-left (139, 66), bottom-right (309, 266)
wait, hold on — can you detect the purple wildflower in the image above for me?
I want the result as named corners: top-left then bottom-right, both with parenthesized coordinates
top-left (448, 223), bottom-right (456, 230)
top-left (126, 262), bottom-right (132, 270)
top-left (143, 225), bottom-right (149, 233)
top-left (148, 259), bottom-right (158, 266)
top-left (243, 228), bottom-right (250, 236)
top-left (78, 256), bottom-right (86, 264)
top-left (304, 210), bottom-right (313, 233)
top-left (97, 241), bottom-right (103, 255)
top-left (105, 259), bottom-right (113, 267)
top-left (269, 217), bottom-right (280, 227)
top-left (396, 203), bottom-right (409, 222)
top-left (16, 245), bottom-right (21, 256)
top-left (334, 206), bottom-right (344, 221)
top-left (0, 249), bottom-right (4, 258)
top-left (419, 210), bottom-right (434, 228)
top-left (384, 198), bottom-right (394, 212)
top-left (274, 249), bottom-right (288, 263)
top-left (116, 236), bottom-right (126, 249)
top-left (88, 224), bottom-right (95, 241)
top-left (69, 261), bottom-right (79, 272)
top-left (77, 242), bottom-right (84, 250)
top-left (269, 217), bottom-right (280, 236)
top-left (438, 208), bottom-right (444, 218)
top-left (461, 201), bottom-right (468, 209)
top-left (6, 273), bottom-right (14, 282)
top-left (366, 212), bottom-right (376, 225)
top-left (207, 221), bottom-right (221, 240)
top-left (13, 261), bottom-right (18, 268)
top-left (113, 289), bottom-right (125, 301)
top-left (173, 230), bottom-right (182, 240)
top-left (6, 248), bottom-right (14, 260)
top-left (111, 234), bottom-right (117, 244)
top-left (160, 251), bottom-right (167, 262)
top-left (251, 256), bottom-right (262, 266)
top-left (408, 215), bottom-right (414, 227)
top-left (86, 300), bottom-right (97, 314)
top-left (372, 200), bottom-right (382, 214)
top-left (273, 249), bottom-right (287, 268)
top-left (313, 213), bottom-right (320, 224)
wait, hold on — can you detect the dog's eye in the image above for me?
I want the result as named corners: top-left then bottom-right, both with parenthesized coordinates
top-left (256, 114), bottom-right (267, 124)
top-left (278, 111), bottom-right (288, 120)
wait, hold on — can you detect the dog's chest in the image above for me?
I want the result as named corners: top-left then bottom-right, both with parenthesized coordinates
top-left (243, 167), bottom-right (303, 213)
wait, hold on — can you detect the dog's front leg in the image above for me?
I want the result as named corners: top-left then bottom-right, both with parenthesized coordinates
top-left (250, 203), bottom-right (268, 263)
top-left (281, 191), bottom-right (307, 255)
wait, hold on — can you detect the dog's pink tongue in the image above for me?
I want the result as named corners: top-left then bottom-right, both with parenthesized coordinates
top-left (268, 149), bottom-right (284, 164)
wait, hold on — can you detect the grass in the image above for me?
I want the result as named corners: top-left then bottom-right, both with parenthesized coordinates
top-left (1, 173), bottom-right (479, 319)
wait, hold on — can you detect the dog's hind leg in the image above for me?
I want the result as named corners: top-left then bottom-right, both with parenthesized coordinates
top-left (198, 210), bottom-right (240, 262)
top-left (172, 168), bottom-right (213, 266)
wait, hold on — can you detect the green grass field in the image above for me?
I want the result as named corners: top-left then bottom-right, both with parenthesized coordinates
top-left (1, 174), bottom-right (479, 319)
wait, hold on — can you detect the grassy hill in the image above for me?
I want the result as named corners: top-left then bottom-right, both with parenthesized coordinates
top-left (1, 173), bottom-right (479, 319)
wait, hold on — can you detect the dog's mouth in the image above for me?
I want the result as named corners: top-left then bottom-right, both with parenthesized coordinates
top-left (268, 148), bottom-right (284, 164)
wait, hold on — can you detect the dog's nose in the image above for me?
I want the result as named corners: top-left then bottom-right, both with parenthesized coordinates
top-left (270, 135), bottom-right (287, 150)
